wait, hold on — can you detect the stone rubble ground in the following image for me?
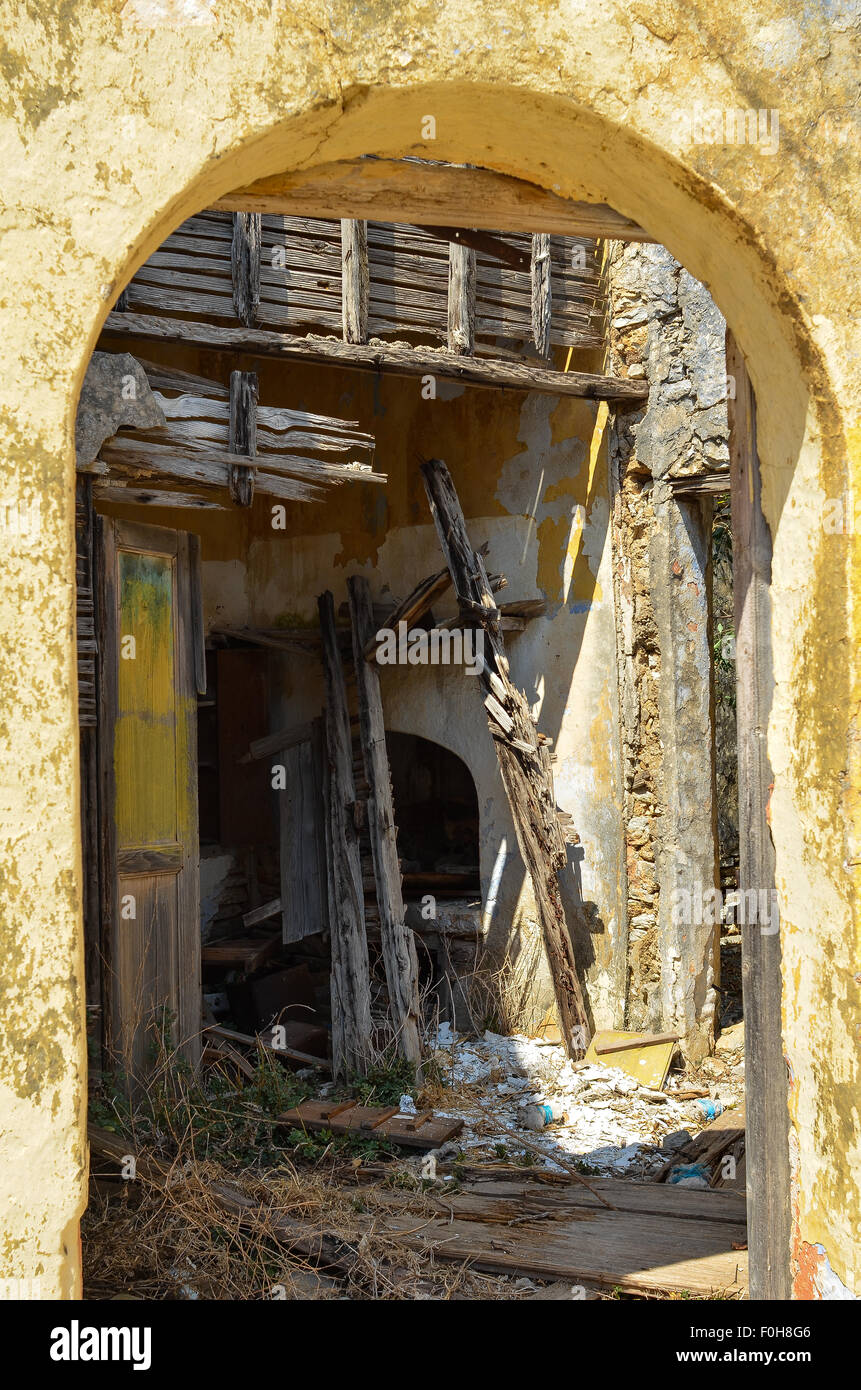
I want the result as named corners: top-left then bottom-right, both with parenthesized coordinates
top-left (426, 1023), bottom-right (745, 1180)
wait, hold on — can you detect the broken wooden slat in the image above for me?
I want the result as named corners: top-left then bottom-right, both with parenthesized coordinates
top-left (348, 575), bottom-right (423, 1071)
top-left (239, 720), bottom-right (316, 764)
top-left (318, 589), bottom-right (373, 1081)
top-left (228, 369), bottom-right (257, 507)
top-left (341, 219), bottom-right (369, 344)
top-left (242, 896), bottom-right (282, 928)
top-left (531, 233), bottom-right (553, 359)
top-left (93, 484), bottom-right (227, 509)
top-left (499, 597), bottom-right (547, 620)
top-left (447, 240), bottom-right (476, 356)
top-left (365, 568), bottom-right (452, 660)
top-left (421, 457), bottom-right (589, 1059)
top-left (278, 1099), bottom-right (464, 1150)
top-left (94, 437), bottom-right (325, 502)
top-left (205, 1023), bottom-right (330, 1072)
top-left (201, 934), bottom-right (280, 972)
top-left (103, 311), bottom-right (649, 401)
top-left (231, 211), bottom-right (261, 327)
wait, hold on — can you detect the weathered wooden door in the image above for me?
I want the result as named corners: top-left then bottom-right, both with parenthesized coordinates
top-left (97, 517), bottom-right (202, 1080)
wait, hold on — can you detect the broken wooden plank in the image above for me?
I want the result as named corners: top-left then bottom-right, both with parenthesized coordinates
top-left (658, 1104), bottom-right (746, 1182)
top-left (94, 436), bottom-right (326, 502)
top-left (364, 568), bottom-right (452, 661)
top-left (278, 1099), bottom-right (463, 1150)
top-left (239, 719), bottom-right (316, 764)
top-left (447, 240), bottom-right (476, 355)
top-left (201, 934), bottom-right (280, 972)
top-left (318, 589), bottom-right (373, 1081)
top-left (213, 158), bottom-right (654, 243)
top-left (205, 1023), bottom-right (330, 1072)
top-left (93, 483), bottom-right (227, 509)
top-left (242, 897), bottom-right (282, 929)
top-left (228, 369), bottom-right (257, 507)
top-left (421, 457), bottom-right (589, 1059)
top-left (231, 211), bottom-right (261, 327)
top-left (341, 219), bottom-right (369, 344)
top-left (348, 575), bottom-right (422, 1072)
top-left (102, 311), bottom-right (649, 402)
top-left (363, 1175), bottom-right (748, 1296)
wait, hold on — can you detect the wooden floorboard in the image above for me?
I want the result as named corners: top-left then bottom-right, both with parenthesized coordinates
top-left (363, 1176), bottom-right (748, 1296)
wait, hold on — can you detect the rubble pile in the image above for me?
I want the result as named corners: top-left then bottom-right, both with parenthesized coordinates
top-left (427, 1024), bottom-right (745, 1179)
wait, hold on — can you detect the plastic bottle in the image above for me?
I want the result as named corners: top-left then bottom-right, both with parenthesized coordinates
top-left (519, 1101), bottom-right (567, 1130)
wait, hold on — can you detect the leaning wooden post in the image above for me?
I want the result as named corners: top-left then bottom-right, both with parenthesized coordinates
top-left (231, 212), bottom-right (261, 327)
top-left (531, 233), bottom-right (553, 358)
top-left (420, 458), bottom-right (590, 1059)
top-left (228, 369), bottom-right (257, 508)
top-left (348, 575), bottom-right (423, 1074)
top-left (727, 329), bottom-right (791, 1300)
top-left (318, 590), bottom-right (373, 1080)
top-left (341, 219), bottom-right (369, 344)
top-left (447, 241), bottom-right (476, 355)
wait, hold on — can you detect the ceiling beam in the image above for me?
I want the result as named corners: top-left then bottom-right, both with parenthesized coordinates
top-left (213, 158), bottom-right (654, 243)
top-left (101, 311), bottom-right (648, 402)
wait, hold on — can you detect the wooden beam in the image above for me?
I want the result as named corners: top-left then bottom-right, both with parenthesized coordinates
top-left (318, 589), bottom-right (373, 1080)
top-left (93, 484), bottom-right (227, 509)
top-left (420, 458), bottom-right (590, 1059)
top-left (92, 436), bottom-right (325, 502)
top-left (213, 158), bottom-right (654, 242)
top-left (231, 211), bottom-right (261, 327)
top-left (239, 720), bottom-right (316, 764)
top-left (228, 369), bottom-right (257, 507)
top-left (447, 241), bottom-right (476, 356)
top-left (348, 575), bottom-right (423, 1072)
top-left (531, 233), bottom-right (553, 359)
top-left (341, 219), bottom-right (369, 344)
top-left (726, 328), bottom-right (790, 1301)
top-left (102, 311), bottom-right (648, 402)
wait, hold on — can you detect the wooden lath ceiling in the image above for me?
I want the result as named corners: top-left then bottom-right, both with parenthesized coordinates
top-left (87, 358), bottom-right (385, 508)
top-left (125, 209), bottom-right (607, 352)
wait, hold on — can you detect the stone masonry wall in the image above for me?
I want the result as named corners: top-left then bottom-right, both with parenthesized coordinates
top-left (608, 242), bottom-right (729, 1049)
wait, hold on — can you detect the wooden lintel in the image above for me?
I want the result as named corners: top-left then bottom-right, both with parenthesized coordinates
top-left (102, 312), bottom-right (648, 402)
top-left (212, 158), bottom-right (654, 243)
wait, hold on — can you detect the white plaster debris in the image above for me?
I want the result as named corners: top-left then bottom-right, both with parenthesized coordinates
top-left (428, 1025), bottom-right (743, 1179)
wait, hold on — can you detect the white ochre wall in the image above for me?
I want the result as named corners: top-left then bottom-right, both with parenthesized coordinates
top-left (0, 1), bottom-right (858, 1298)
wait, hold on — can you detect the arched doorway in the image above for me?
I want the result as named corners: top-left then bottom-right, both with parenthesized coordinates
top-left (2, 24), bottom-right (854, 1303)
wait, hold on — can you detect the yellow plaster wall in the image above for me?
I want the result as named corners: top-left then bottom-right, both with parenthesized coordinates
top-left (0, 1), bottom-right (858, 1297)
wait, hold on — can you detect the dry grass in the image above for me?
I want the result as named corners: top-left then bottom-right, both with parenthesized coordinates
top-left (84, 1032), bottom-right (531, 1301)
top-left (83, 1153), bottom-right (536, 1301)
